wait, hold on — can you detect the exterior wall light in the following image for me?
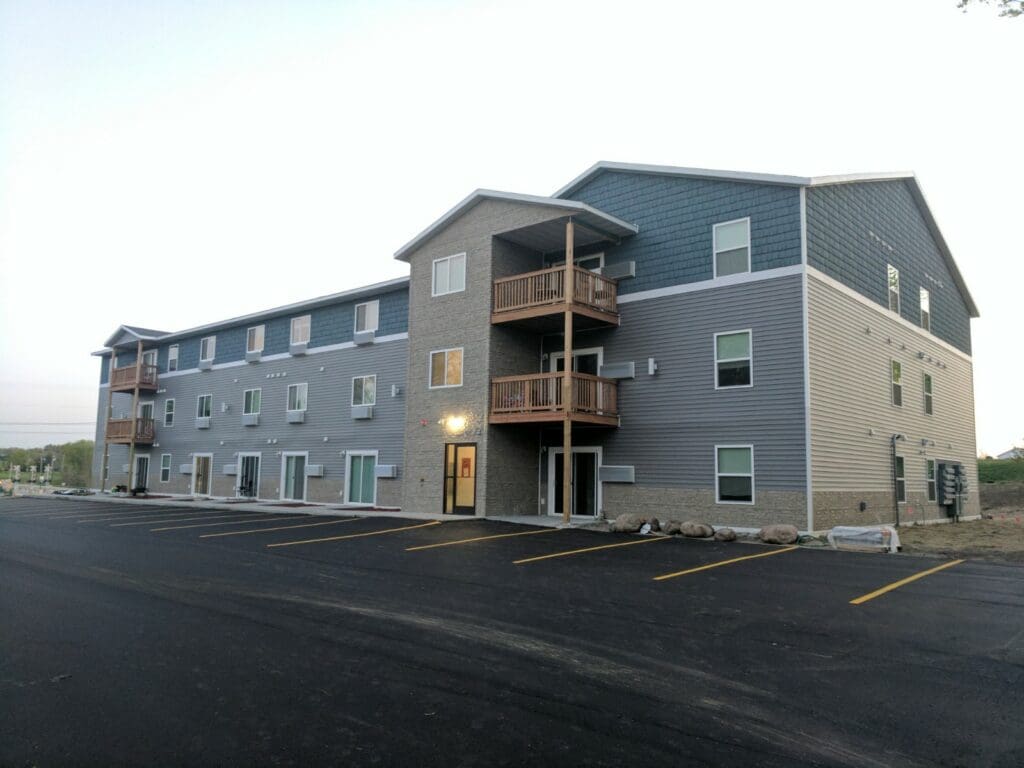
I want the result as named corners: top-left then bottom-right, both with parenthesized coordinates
top-left (443, 415), bottom-right (467, 434)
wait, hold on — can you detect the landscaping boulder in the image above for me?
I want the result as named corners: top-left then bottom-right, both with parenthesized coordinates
top-left (610, 513), bottom-right (647, 533)
top-left (759, 524), bottom-right (799, 545)
top-left (648, 517), bottom-right (661, 532)
top-left (714, 527), bottom-right (737, 542)
top-left (679, 521), bottom-right (715, 538)
top-left (662, 520), bottom-right (681, 535)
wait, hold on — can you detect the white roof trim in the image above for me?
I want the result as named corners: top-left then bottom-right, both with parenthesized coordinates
top-left (393, 188), bottom-right (638, 261)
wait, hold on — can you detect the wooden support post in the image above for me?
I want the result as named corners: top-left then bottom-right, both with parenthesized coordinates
top-left (126, 340), bottom-right (142, 491)
top-left (100, 354), bottom-right (115, 491)
top-left (562, 219), bottom-right (574, 524)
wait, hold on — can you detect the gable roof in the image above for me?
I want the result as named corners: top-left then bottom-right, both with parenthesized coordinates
top-left (103, 324), bottom-right (169, 348)
top-left (393, 189), bottom-right (638, 261)
top-left (553, 161), bottom-right (978, 318)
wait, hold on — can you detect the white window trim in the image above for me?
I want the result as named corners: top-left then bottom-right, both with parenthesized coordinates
top-left (547, 446), bottom-right (603, 517)
top-left (919, 288), bottom-right (930, 332)
top-left (431, 252), bottom-right (467, 297)
top-left (713, 217), bottom-right (751, 279)
top-left (159, 453), bottom-right (172, 483)
top-left (923, 373), bottom-right (933, 416)
top-left (137, 401), bottom-right (154, 419)
top-left (191, 453), bottom-right (214, 496)
top-left (164, 398), bottom-right (175, 427)
top-left (243, 387), bottom-right (262, 416)
top-left (286, 382), bottom-right (308, 412)
top-left (715, 444), bottom-right (755, 506)
top-left (247, 325), bottom-right (265, 353)
top-left (354, 301), bottom-right (380, 333)
top-left (197, 393), bottom-right (213, 419)
top-left (887, 264), bottom-right (901, 315)
top-left (891, 360), bottom-right (903, 408)
top-left (926, 458), bottom-right (937, 502)
top-left (548, 347), bottom-right (604, 373)
top-left (344, 449), bottom-right (379, 506)
top-left (713, 329), bottom-right (754, 390)
top-left (133, 453), bottom-right (151, 488)
top-left (167, 345), bottom-right (179, 371)
top-left (895, 455), bottom-right (906, 504)
top-left (428, 347), bottom-right (464, 389)
top-left (280, 451), bottom-right (309, 502)
top-left (352, 375), bottom-right (377, 406)
top-left (199, 335), bottom-right (216, 362)
top-left (236, 452), bottom-right (262, 498)
top-left (290, 315), bottom-right (311, 345)
top-left (141, 350), bottom-right (157, 367)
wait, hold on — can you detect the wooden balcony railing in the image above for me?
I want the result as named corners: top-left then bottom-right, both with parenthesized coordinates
top-left (490, 372), bottom-right (618, 425)
top-left (109, 363), bottom-right (159, 392)
top-left (492, 266), bottom-right (618, 320)
top-left (105, 418), bottom-right (156, 444)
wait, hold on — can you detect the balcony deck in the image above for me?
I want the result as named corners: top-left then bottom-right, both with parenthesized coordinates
top-left (490, 372), bottom-right (618, 426)
top-left (491, 266), bottom-right (619, 329)
top-left (106, 418), bottom-right (156, 444)
top-left (109, 363), bottom-right (159, 393)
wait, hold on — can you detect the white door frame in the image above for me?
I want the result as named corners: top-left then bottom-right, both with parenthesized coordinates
top-left (280, 451), bottom-right (309, 501)
top-left (134, 453), bottom-right (151, 488)
top-left (191, 453), bottom-right (213, 496)
top-left (549, 346), bottom-right (604, 373)
top-left (236, 451), bottom-right (262, 498)
top-left (547, 446), bottom-right (602, 518)
top-left (138, 400), bottom-right (154, 419)
top-left (344, 450), bottom-right (379, 506)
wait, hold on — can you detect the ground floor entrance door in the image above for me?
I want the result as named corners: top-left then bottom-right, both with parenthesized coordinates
top-left (282, 453), bottom-right (306, 501)
top-left (549, 447), bottom-right (600, 518)
top-left (192, 454), bottom-right (212, 496)
top-left (237, 454), bottom-right (260, 498)
top-left (444, 443), bottom-right (476, 515)
top-left (134, 454), bottom-right (150, 490)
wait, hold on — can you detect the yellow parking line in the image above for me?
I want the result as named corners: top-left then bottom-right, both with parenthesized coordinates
top-left (849, 559), bottom-right (964, 605)
top-left (407, 527), bottom-right (561, 551)
top-left (150, 515), bottom-right (280, 532)
top-left (514, 534), bottom-right (671, 565)
top-left (73, 511), bottom-right (212, 523)
top-left (653, 546), bottom-right (798, 581)
top-left (201, 517), bottom-right (360, 538)
top-left (267, 520), bottom-right (441, 548)
top-left (110, 513), bottom-right (257, 528)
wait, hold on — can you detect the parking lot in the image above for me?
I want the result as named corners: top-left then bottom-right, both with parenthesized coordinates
top-left (2, 496), bottom-right (1023, 767)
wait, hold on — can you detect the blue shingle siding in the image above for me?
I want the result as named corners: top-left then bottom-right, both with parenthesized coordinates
top-left (805, 180), bottom-right (971, 354)
top-left (563, 171), bottom-right (802, 294)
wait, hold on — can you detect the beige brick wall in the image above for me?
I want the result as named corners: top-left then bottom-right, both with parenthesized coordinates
top-left (603, 484), bottom-right (807, 529)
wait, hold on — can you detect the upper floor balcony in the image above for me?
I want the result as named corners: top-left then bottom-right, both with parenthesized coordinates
top-left (109, 363), bottom-right (159, 393)
top-left (489, 371), bottom-right (619, 427)
top-left (105, 418), bottom-right (156, 445)
top-left (492, 266), bottom-right (619, 329)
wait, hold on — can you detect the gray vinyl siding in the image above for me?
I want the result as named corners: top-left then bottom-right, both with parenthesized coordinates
top-left (806, 180), bottom-right (972, 354)
top-left (561, 171), bottom-right (803, 294)
top-left (92, 339), bottom-right (408, 501)
top-left (542, 273), bottom-right (807, 491)
top-left (807, 274), bottom-right (978, 520)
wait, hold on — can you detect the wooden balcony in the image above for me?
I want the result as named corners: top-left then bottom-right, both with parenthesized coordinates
top-left (109, 363), bottom-right (159, 393)
top-left (106, 418), bottom-right (156, 444)
top-left (490, 372), bottom-right (619, 426)
top-left (492, 266), bottom-right (619, 328)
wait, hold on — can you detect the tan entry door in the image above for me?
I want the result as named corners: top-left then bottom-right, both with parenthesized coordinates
top-left (193, 455), bottom-right (212, 496)
top-left (444, 443), bottom-right (476, 515)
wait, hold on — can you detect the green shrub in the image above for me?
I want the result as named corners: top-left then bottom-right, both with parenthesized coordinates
top-left (979, 458), bottom-right (1024, 484)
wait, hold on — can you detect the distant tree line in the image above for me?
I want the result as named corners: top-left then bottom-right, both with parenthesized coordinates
top-left (0, 440), bottom-right (94, 487)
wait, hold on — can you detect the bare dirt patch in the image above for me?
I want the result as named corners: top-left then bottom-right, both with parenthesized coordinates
top-left (899, 513), bottom-right (1024, 563)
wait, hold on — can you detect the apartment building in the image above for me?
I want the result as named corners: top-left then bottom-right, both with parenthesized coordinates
top-left (93, 162), bottom-right (980, 530)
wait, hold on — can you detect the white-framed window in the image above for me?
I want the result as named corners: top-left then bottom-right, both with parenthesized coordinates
top-left (926, 459), bottom-right (936, 502)
top-left (160, 453), bottom-right (172, 483)
top-left (142, 350), bottom-right (157, 367)
top-left (168, 344), bottom-right (179, 372)
top-left (354, 300), bottom-right (379, 333)
top-left (895, 455), bottom-right (906, 503)
top-left (891, 360), bottom-right (903, 407)
top-left (345, 450), bottom-right (378, 505)
top-left (432, 252), bottom-right (467, 296)
top-left (247, 325), bottom-right (265, 353)
top-left (196, 394), bottom-right (212, 419)
top-left (200, 336), bottom-right (216, 362)
top-left (551, 252), bottom-right (605, 272)
top-left (290, 315), bottom-right (311, 345)
top-left (887, 265), bottom-right (901, 314)
top-left (164, 399), bottom-right (175, 427)
top-left (352, 375), bottom-right (376, 406)
top-left (923, 373), bottom-right (933, 416)
top-left (287, 383), bottom-right (308, 412)
top-left (714, 330), bottom-right (752, 389)
top-left (919, 288), bottom-right (930, 331)
top-left (713, 218), bottom-right (751, 278)
top-left (716, 445), bottom-right (754, 504)
top-left (429, 348), bottom-right (463, 388)
top-left (243, 388), bottom-right (261, 415)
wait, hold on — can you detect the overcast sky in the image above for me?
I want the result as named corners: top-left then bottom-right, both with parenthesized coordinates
top-left (0, 0), bottom-right (1020, 455)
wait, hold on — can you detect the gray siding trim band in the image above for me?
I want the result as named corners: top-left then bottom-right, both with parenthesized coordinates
top-left (616, 264), bottom-right (804, 306)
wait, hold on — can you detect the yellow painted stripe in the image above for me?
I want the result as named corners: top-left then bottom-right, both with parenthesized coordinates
top-left (73, 511), bottom-right (212, 523)
top-left (110, 513), bottom-right (259, 528)
top-left (267, 520), bottom-right (441, 548)
top-left (406, 527), bottom-right (561, 551)
top-left (150, 515), bottom-right (279, 532)
top-left (200, 517), bottom-right (359, 538)
top-left (849, 559), bottom-right (964, 605)
top-left (513, 534), bottom-right (671, 564)
top-left (653, 546), bottom-right (797, 581)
